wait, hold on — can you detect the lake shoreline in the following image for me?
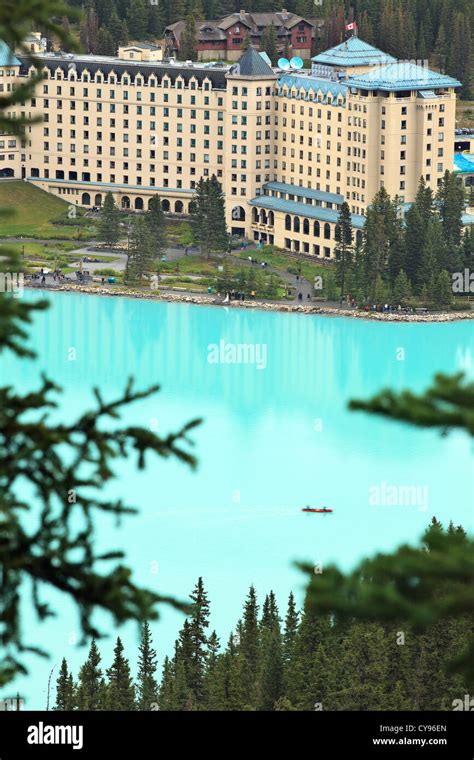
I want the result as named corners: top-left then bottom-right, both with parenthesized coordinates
top-left (26, 283), bottom-right (474, 323)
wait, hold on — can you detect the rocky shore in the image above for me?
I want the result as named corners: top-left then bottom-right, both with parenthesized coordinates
top-left (28, 282), bottom-right (474, 323)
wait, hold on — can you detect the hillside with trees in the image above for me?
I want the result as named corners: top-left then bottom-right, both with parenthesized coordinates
top-left (58, 0), bottom-right (472, 97)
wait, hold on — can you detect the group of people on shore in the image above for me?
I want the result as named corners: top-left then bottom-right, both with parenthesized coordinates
top-left (29, 268), bottom-right (68, 285)
top-left (363, 303), bottom-right (419, 314)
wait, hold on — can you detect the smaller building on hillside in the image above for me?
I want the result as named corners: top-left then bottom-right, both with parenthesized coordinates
top-left (117, 43), bottom-right (162, 62)
top-left (165, 9), bottom-right (320, 62)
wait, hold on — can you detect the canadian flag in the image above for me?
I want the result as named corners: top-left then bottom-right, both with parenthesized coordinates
top-left (345, 21), bottom-right (356, 31)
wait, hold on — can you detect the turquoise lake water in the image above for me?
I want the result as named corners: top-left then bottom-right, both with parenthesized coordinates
top-left (2, 291), bottom-right (474, 707)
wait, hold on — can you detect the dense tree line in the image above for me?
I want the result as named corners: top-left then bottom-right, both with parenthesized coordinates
top-left (334, 172), bottom-right (474, 307)
top-left (70, 0), bottom-right (472, 97)
top-left (54, 547), bottom-right (472, 711)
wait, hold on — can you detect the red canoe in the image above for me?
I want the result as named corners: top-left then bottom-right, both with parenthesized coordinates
top-left (302, 507), bottom-right (333, 514)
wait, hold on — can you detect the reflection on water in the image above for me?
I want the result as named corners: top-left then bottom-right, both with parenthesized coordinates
top-left (3, 291), bottom-right (474, 707)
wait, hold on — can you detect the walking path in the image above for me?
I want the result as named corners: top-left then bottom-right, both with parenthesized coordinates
top-left (19, 237), bottom-right (316, 305)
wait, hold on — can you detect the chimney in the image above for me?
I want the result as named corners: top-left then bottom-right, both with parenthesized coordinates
top-left (281, 8), bottom-right (288, 19)
top-left (239, 10), bottom-right (246, 20)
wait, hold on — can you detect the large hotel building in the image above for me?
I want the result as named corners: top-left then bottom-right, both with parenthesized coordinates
top-left (0, 35), bottom-right (463, 257)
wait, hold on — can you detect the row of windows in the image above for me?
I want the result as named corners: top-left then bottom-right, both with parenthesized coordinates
top-left (381, 104), bottom-right (446, 115)
top-left (232, 86), bottom-right (272, 97)
top-left (30, 168), bottom-right (222, 185)
top-left (36, 69), bottom-right (219, 91)
top-left (284, 239), bottom-right (332, 256)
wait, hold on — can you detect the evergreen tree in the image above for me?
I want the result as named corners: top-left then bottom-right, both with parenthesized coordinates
top-left (203, 630), bottom-right (220, 708)
top-left (403, 205), bottom-right (423, 290)
top-left (192, 177), bottom-right (211, 257)
top-left (287, 600), bottom-right (331, 709)
top-left (106, 637), bottom-right (136, 710)
top-left (187, 577), bottom-right (211, 702)
top-left (336, 622), bottom-right (391, 710)
top-left (174, 660), bottom-right (192, 710)
top-left (54, 658), bottom-right (76, 710)
top-left (334, 201), bottom-right (354, 300)
top-left (260, 591), bottom-right (280, 631)
top-left (432, 269), bottom-right (453, 306)
top-left (257, 627), bottom-right (284, 710)
top-left (434, 23), bottom-right (447, 72)
top-left (99, 191), bottom-right (121, 246)
top-left (145, 195), bottom-right (167, 258)
top-left (363, 187), bottom-right (393, 295)
top-left (207, 175), bottom-right (228, 256)
top-left (125, 216), bottom-right (155, 285)
top-left (180, 14), bottom-right (197, 61)
top-left (127, 0), bottom-right (148, 39)
top-left (136, 621), bottom-right (158, 710)
top-left (241, 32), bottom-right (252, 51)
top-left (323, 270), bottom-right (338, 301)
top-left (238, 586), bottom-right (260, 707)
top-left (208, 635), bottom-right (241, 710)
top-left (76, 640), bottom-right (103, 711)
top-left (261, 23), bottom-right (278, 65)
top-left (216, 255), bottom-right (235, 294)
top-left (392, 269), bottom-right (411, 305)
top-left (283, 592), bottom-right (299, 665)
top-left (97, 27), bottom-right (115, 56)
top-left (158, 656), bottom-right (175, 710)
top-left (96, 0), bottom-right (115, 26)
top-left (80, 0), bottom-right (99, 53)
top-left (192, 176), bottom-right (227, 258)
top-left (373, 273), bottom-right (390, 304)
top-left (436, 171), bottom-right (464, 247)
top-left (109, 9), bottom-right (129, 48)
top-left (148, 5), bottom-right (165, 37)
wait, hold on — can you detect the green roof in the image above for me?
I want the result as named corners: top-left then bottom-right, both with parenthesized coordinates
top-left (348, 61), bottom-right (461, 91)
top-left (0, 40), bottom-right (21, 67)
top-left (263, 181), bottom-right (344, 205)
top-left (312, 36), bottom-right (396, 67)
top-left (232, 46), bottom-right (276, 78)
top-left (249, 195), bottom-right (366, 228)
top-left (277, 74), bottom-right (347, 103)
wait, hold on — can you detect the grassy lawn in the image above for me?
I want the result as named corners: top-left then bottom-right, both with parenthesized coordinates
top-left (7, 241), bottom-right (77, 256)
top-left (160, 255), bottom-right (218, 276)
top-left (5, 240), bottom-right (84, 273)
top-left (234, 246), bottom-right (330, 284)
top-left (0, 181), bottom-right (98, 239)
